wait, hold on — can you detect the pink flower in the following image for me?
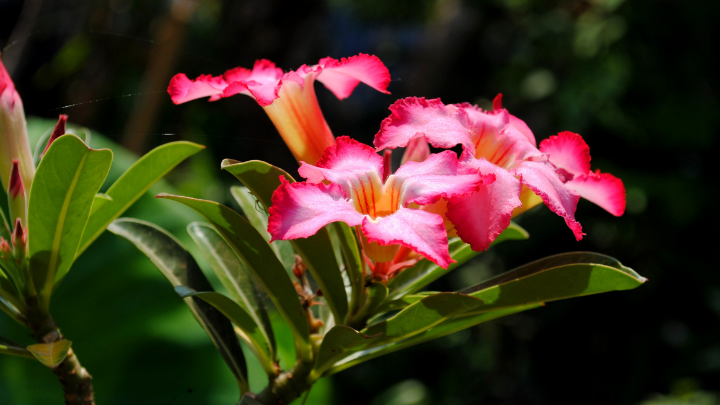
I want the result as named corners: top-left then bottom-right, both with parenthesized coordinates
top-left (168, 54), bottom-right (391, 165)
top-left (374, 95), bottom-right (625, 251)
top-left (267, 136), bottom-right (491, 279)
top-left (0, 54), bottom-right (34, 192)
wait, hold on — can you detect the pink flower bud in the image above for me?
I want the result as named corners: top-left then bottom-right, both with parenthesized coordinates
top-left (0, 54), bottom-right (35, 192)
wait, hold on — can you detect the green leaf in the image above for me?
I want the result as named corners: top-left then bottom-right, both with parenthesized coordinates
top-left (313, 293), bottom-right (482, 373)
top-left (460, 252), bottom-right (646, 315)
top-left (330, 222), bottom-right (364, 316)
top-left (362, 282), bottom-right (388, 318)
top-left (76, 141), bottom-right (204, 258)
top-left (361, 292), bottom-right (483, 347)
top-left (0, 336), bottom-right (34, 359)
top-left (387, 222), bottom-right (529, 299)
top-left (374, 292), bottom-right (439, 315)
top-left (27, 340), bottom-right (72, 368)
top-left (223, 160), bottom-right (349, 325)
top-left (156, 194), bottom-right (312, 362)
top-left (107, 218), bottom-right (249, 393)
top-left (176, 287), bottom-right (275, 375)
top-left (28, 134), bottom-right (112, 304)
top-left (0, 204), bottom-right (11, 241)
top-left (187, 222), bottom-right (275, 355)
top-left (33, 125), bottom-right (91, 167)
top-left (326, 303), bottom-right (541, 376)
top-left (312, 325), bottom-right (378, 378)
top-left (229, 186), bottom-right (294, 270)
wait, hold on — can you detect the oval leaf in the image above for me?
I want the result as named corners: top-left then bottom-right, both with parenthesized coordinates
top-left (223, 160), bottom-right (349, 325)
top-left (76, 141), bottom-right (204, 257)
top-left (27, 340), bottom-right (72, 368)
top-left (28, 134), bottom-right (113, 303)
top-left (187, 222), bottom-right (275, 355)
top-left (156, 194), bottom-right (312, 362)
top-left (459, 252), bottom-right (646, 315)
top-left (107, 218), bottom-right (249, 392)
top-left (176, 287), bottom-right (275, 375)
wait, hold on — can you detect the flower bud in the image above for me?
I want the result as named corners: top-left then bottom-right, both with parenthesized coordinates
top-left (11, 218), bottom-right (26, 262)
top-left (7, 160), bottom-right (27, 228)
top-left (0, 54), bottom-right (35, 192)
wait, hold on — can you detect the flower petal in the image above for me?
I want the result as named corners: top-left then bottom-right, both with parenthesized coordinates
top-left (512, 160), bottom-right (583, 240)
top-left (298, 136), bottom-right (383, 183)
top-left (392, 151), bottom-right (491, 206)
top-left (400, 136), bottom-right (430, 164)
top-left (447, 156), bottom-right (523, 251)
top-left (491, 94), bottom-right (536, 146)
top-left (566, 171), bottom-right (626, 216)
top-left (313, 54), bottom-right (391, 99)
top-left (268, 177), bottom-right (364, 241)
top-left (374, 97), bottom-right (474, 152)
top-left (167, 73), bottom-right (227, 104)
top-left (221, 60), bottom-right (284, 106)
top-left (361, 208), bottom-right (453, 269)
top-left (539, 131), bottom-right (592, 177)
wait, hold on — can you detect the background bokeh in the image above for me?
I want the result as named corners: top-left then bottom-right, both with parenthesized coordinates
top-left (1, 0), bottom-right (717, 404)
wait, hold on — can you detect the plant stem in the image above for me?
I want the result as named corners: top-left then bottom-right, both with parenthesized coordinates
top-left (25, 299), bottom-right (94, 405)
top-left (254, 360), bottom-right (315, 405)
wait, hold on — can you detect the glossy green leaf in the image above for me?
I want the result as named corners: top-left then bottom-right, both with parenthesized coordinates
top-left (107, 218), bottom-right (249, 392)
top-left (330, 222), bottom-right (364, 317)
top-left (33, 125), bottom-right (90, 167)
top-left (460, 252), bottom-right (646, 315)
top-left (156, 194), bottom-right (312, 361)
top-left (76, 141), bottom-right (204, 258)
top-left (222, 160), bottom-right (349, 325)
top-left (27, 340), bottom-right (72, 368)
top-left (387, 222), bottom-right (529, 299)
top-left (0, 336), bottom-right (34, 359)
top-left (374, 292), bottom-right (438, 314)
top-left (361, 292), bottom-right (483, 347)
top-left (28, 134), bottom-right (112, 304)
top-left (176, 287), bottom-right (275, 375)
top-left (363, 282), bottom-right (388, 317)
top-left (314, 293), bottom-right (482, 371)
top-left (311, 325), bottom-right (379, 378)
top-left (327, 303), bottom-right (541, 376)
top-left (229, 186), bottom-right (294, 270)
top-left (187, 222), bottom-right (275, 354)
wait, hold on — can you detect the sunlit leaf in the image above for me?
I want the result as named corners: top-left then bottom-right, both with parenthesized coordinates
top-left (27, 340), bottom-right (72, 368)
top-left (32, 125), bottom-right (90, 167)
top-left (460, 252), bottom-right (646, 315)
top-left (229, 186), bottom-right (295, 271)
top-left (28, 134), bottom-right (112, 304)
top-left (156, 194), bottom-right (312, 362)
top-left (187, 222), bottom-right (275, 355)
top-left (76, 141), bottom-right (204, 258)
top-left (387, 222), bottom-right (528, 299)
top-left (107, 218), bottom-right (249, 393)
top-left (176, 287), bottom-right (276, 375)
top-left (222, 161), bottom-right (349, 325)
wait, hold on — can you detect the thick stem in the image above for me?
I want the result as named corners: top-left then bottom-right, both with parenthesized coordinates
top-left (254, 361), bottom-right (314, 405)
top-left (25, 300), bottom-right (94, 405)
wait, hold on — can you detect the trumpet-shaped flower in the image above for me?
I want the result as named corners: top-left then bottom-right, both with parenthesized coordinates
top-left (0, 54), bottom-right (34, 191)
top-left (375, 96), bottom-right (623, 251)
top-left (168, 54), bottom-right (390, 164)
top-left (267, 136), bottom-right (491, 278)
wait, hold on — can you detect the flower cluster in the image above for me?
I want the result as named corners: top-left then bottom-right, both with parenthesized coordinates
top-left (169, 54), bottom-right (625, 281)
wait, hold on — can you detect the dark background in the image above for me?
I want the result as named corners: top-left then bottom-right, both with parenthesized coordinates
top-left (0, 0), bottom-right (717, 404)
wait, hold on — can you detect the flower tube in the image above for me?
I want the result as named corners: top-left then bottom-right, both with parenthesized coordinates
top-left (267, 136), bottom-right (490, 280)
top-left (374, 95), bottom-right (625, 251)
top-left (0, 54), bottom-right (34, 191)
top-left (168, 54), bottom-right (390, 164)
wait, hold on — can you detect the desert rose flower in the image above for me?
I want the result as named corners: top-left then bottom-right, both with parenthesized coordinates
top-left (267, 136), bottom-right (491, 280)
top-left (0, 54), bottom-right (34, 192)
top-left (375, 95), bottom-right (624, 251)
top-left (168, 54), bottom-right (390, 165)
